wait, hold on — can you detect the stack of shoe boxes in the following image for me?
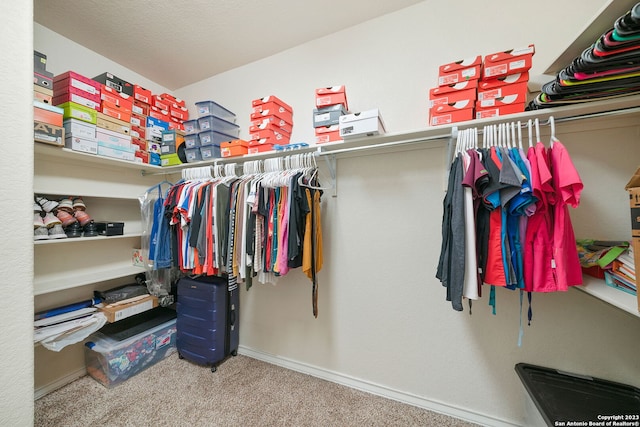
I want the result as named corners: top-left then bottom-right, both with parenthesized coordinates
top-left (314, 86), bottom-right (348, 144)
top-left (249, 96), bottom-right (293, 154)
top-left (196, 100), bottom-right (239, 160)
top-left (53, 71), bottom-right (101, 154)
top-left (429, 56), bottom-right (481, 126)
top-left (476, 45), bottom-right (534, 119)
top-left (34, 51), bottom-right (65, 147)
top-left (131, 85), bottom-right (153, 164)
top-left (96, 84), bottom-right (135, 162)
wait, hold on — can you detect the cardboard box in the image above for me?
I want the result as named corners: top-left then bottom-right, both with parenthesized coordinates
top-left (34, 84), bottom-right (53, 105)
top-left (160, 153), bottom-right (182, 166)
top-left (160, 142), bottom-right (176, 155)
top-left (146, 116), bottom-right (170, 131)
top-left (475, 103), bottom-right (525, 119)
top-left (624, 167), bottom-right (640, 311)
top-left (65, 135), bottom-right (98, 154)
top-left (96, 112), bottom-right (131, 136)
top-left (249, 121), bottom-right (291, 137)
top-left (149, 105), bottom-right (171, 122)
top-left (439, 55), bottom-right (482, 75)
top-left (161, 93), bottom-right (186, 107)
top-left (478, 72), bottom-right (529, 91)
top-left (63, 118), bottom-right (96, 140)
top-left (315, 124), bottom-right (342, 144)
top-left (93, 72), bottom-right (134, 96)
top-left (247, 139), bottom-right (275, 154)
top-left (54, 71), bottom-right (101, 96)
top-left (429, 80), bottom-right (478, 98)
top-left (34, 50), bottom-right (47, 72)
top-left (161, 129), bottom-right (185, 146)
top-left (151, 95), bottom-right (171, 111)
top-left (97, 143), bottom-right (136, 162)
top-left (483, 44), bottom-right (535, 80)
top-left (53, 90), bottom-right (100, 111)
top-left (95, 221), bottom-right (124, 236)
top-left (429, 88), bottom-right (477, 109)
top-left (249, 115), bottom-right (291, 129)
top-left (96, 127), bottom-right (132, 151)
top-left (429, 108), bottom-right (474, 126)
top-left (100, 101), bottom-right (132, 123)
top-left (34, 101), bottom-right (64, 126)
top-left (252, 101), bottom-right (293, 123)
top-left (438, 65), bottom-right (481, 86)
top-left (130, 125), bottom-right (146, 140)
top-left (59, 101), bottom-right (98, 124)
top-left (168, 118), bottom-right (184, 131)
top-left (170, 104), bottom-right (189, 121)
top-left (477, 81), bottom-right (529, 107)
top-left (129, 112), bottom-right (146, 128)
top-left (133, 85), bottom-right (152, 104)
top-left (96, 294), bottom-right (159, 323)
top-left (313, 104), bottom-right (347, 128)
top-left (134, 150), bottom-right (149, 164)
top-left (131, 137), bottom-right (147, 151)
top-left (100, 85), bottom-right (133, 109)
top-left (220, 139), bottom-right (249, 158)
top-left (251, 95), bottom-right (293, 112)
top-left (316, 86), bottom-right (348, 110)
top-left (54, 82), bottom-right (102, 105)
top-left (149, 152), bottom-right (161, 165)
top-left (34, 69), bottom-right (53, 89)
top-left (249, 128), bottom-right (289, 142)
top-left (339, 109), bottom-right (386, 139)
top-left (34, 121), bottom-right (64, 146)
top-left (147, 141), bottom-right (161, 154)
top-left (430, 98), bottom-right (475, 114)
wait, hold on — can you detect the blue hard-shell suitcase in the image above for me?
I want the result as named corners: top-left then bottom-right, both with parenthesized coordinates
top-left (176, 275), bottom-right (239, 372)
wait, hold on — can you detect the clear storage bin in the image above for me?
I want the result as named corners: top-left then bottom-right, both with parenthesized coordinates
top-left (195, 100), bottom-right (236, 122)
top-left (198, 129), bottom-right (236, 146)
top-left (197, 115), bottom-right (240, 137)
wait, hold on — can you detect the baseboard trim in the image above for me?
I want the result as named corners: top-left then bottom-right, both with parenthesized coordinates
top-left (238, 346), bottom-right (519, 427)
top-left (34, 368), bottom-right (86, 401)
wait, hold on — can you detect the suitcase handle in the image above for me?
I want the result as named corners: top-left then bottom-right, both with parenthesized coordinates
top-left (230, 304), bottom-right (236, 326)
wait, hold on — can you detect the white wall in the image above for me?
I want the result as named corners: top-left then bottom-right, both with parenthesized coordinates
top-left (0, 2), bottom-right (35, 426)
top-left (175, 1), bottom-right (640, 425)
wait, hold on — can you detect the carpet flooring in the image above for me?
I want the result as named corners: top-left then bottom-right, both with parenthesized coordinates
top-left (35, 353), bottom-right (478, 427)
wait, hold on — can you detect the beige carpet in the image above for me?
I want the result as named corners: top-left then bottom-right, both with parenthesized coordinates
top-left (35, 353), bottom-right (478, 427)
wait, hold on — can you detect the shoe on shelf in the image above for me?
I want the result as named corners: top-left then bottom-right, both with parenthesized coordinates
top-left (57, 198), bottom-right (74, 213)
top-left (35, 196), bottom-right (58, 213)
top-left (48, 223), bottom-right (67, 239)
top-left (64, 221), bottom-right (82, 238)
top-left (56, 210), bottom-right (77, 228)
top-left (74, 210), bottom-right (92, 227)
top-left (34, 226), bottom-right (49, 241)
top-left (72, 197), bottom-right (86, 211)
top-left (43, 212), bottom-right (62, 228)
top-left (34, 213), bottom-right (45, 229)
top-left (83, 220), bottom-right (98, 237)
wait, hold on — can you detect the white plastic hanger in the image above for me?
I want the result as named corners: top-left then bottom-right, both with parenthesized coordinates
top-left (527, 119), bottom-right (533, 148)
top-left (517, 121), bottom-right (523, 150)
top-left (534, 118), bottom-right (541, 144)
top-left (549, 116), bottom-right (556, 147)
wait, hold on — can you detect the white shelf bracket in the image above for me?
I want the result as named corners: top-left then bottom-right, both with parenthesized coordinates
top-left (324, 154), bottom-right (337, 197)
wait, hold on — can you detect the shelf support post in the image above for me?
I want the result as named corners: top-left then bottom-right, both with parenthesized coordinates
top-left (444, 126), bottom-right (458, 191)
top-left (324, 154), bottom-right (337, 197)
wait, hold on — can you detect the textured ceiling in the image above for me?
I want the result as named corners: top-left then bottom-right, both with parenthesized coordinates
top-left (34, 0), bottom-right (424, 90)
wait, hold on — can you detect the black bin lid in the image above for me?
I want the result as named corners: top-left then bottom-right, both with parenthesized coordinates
top-left (515, 363), bottom-right (640, 426)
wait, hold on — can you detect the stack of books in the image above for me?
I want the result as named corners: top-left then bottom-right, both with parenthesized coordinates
top-left (606, 246), bottom-right (637, 296)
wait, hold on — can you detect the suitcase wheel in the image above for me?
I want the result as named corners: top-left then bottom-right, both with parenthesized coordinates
top-left (211, 365), bottom-right (217, 373)
top-left (178, 353), bottom-right (184, 360)
top-left (231, 350), bottom-right (238, 357)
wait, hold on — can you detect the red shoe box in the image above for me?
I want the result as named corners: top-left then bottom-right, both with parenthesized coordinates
top-left (250, 108), bottom-right (293, 127)
top-left (249, 121), bottom-right (291, 138)
top-left (130, 125), bottom-right (146, 140)
top-left (477, 81), bottom-right (528, 109)
top-left (430, 98), bottom-right (474, 114)
top-left (221, 139), bottom-right (249, 158)
top-left (315, 125), bottom-right (341, 144)
top-left (34, 85), bottom-right (53, 105)
top-left (101, 100), bottom-right (132, 123)
top-left (247, 139), bottom-right (275, 154)
top-left (134, 150), bottom-right (149, 164)
top-left (53, 71), bottom-right (101, 97)
top-left (429, 79), bottom-right (478, 98)
top-left (478, 72), bottom-right (529, 91)
top-left (131, 137), bottom-right (147, 151)
top-left (52, 87), bottom-right (100, 111)
top-left (249, 128), bottom-right (290, 143)
top-left (170, 104), bottom-right (189, 121)
top-left (476, 103), bottom-right (525, 119)
top-left (249, 115), bottom-right (292, 130)
top-left (130, 112), bottom-right (147, 128)
top-left (315, 86), bottom-right (348, 110)
top-left (252, 95), bottom-right (293, 112)
top-left (438, 55), bottom-right (482, 75)
top-left (100, 85), bottom-right (133, 109)
top-left (168, 118), bottom-right (184, 131)
top-left (133, 85), bottom-right (152, 104)
top-left (482, 44), bottom-right (535, 80)
top-left (429, 88), bottom-right (476, 110)
top-left (151, 95), bottom-right (171, 111)
top-left (132, 99), bottom-right (151, 116)
top-left (34, 101), bottom-right (64, 127)
top-left (149, 105), bottom-right (171, 122)
top-left (429, 108), bottom-right (474, 126)
top-left (160, 93), bottom-right (186, 108)
top-left (438, 65), bottom-right (481, 87)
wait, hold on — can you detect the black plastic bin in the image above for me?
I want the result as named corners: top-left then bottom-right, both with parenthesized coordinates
top-left (515, 363), bottom-right (640, 426)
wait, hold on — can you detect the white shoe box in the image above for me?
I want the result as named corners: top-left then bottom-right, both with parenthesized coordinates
top-left (339, 109), bottom-right (386, 139)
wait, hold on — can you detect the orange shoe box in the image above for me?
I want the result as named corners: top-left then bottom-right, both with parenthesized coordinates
top-left (483, 44), bottom-right (535, 80)
top-left (221, 139), bottom-right (249, 158)
top-left (429, 80), bottom-right (478, 98)
top-left (134, 150), bottom-right (149, 164)
top-left (252, 95), bottom-right (292, 112)
top-left (151, 95), bottom-right (171, 111)
top-left (34, 101), bottom-right (63, 126)
top-left (438, 55), bottom-right (482, 75)
top-left (53, 89), bottom-right (100, 111)
top-left (130, 112), bottom-right (147, 128)
top-left (149, 105), bottom-right (171, 122)
top-left (477, 81), bottom-right (528, 108)
top-left (429, 88), bottom-right (477, 109)
top-left (478, 72), bottom-right (529, 91)
top-left (160, 93), bottom-right (186, 108)
top-left (438, 65), bottom-right (481, 87)
top-left (250, 108), bottom-right (293, 127)
top-left (249, 121), bottom-right (291, 138)
top-left (249, 128), bottom-right (289, 143)
top-left (131, 137), bottom-right (147, 151)
top-left (315, 125), bottom-right (341, 144)
top-left (133, 85), bottom-right (152, 104)
top-left (130, 125), bottom-right (146, 140)
top-left (100, 85), bottom-right (133, 109)
top-left (132, 99), bottom-right (151, 116)
top-left (53, 71), bottom-right (101, 97)
top-left (247, 139), bottom-right (275, 154)
top-left (170, 104), bottom-right (189, 121)
top-left (96, 112), bottom-right (131, 136)
top-left (315, 86), bottom-right (348, 110)
top-left (249, 115), bottom-right (292, 130)
top-left (168, 118), bottom-right (184, 131)
top-left (101, 100), bottom-right (132, 123)
top-left (34, 85), bottom-right (54, 105)
top-left (476, 103), bottom-right (525, 119)
top-left (430, 98), bottom-right (475, 114)
top-left (429, 108), bottom-right (474, 126)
